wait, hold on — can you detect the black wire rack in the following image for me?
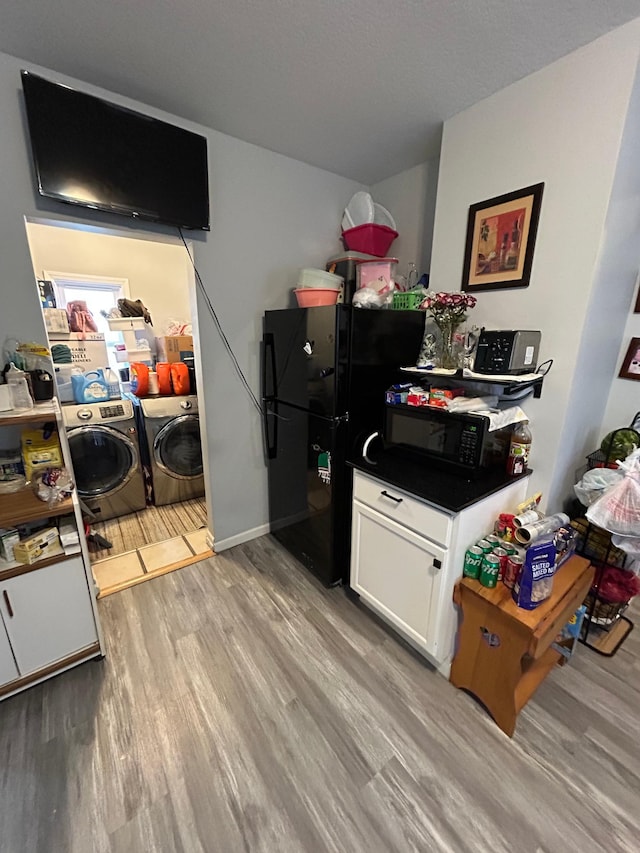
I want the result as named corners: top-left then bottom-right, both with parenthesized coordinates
top-left (572, 417), bottom-right (640, 656)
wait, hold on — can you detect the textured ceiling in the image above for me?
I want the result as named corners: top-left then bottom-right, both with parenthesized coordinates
top-left (1, 1), bottom-right (639, 183)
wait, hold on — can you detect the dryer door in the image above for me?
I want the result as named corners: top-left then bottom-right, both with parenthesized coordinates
top-left (68, 425), bottom-right (138, 497)
top-left (153, 415), bottom-right (203, 480)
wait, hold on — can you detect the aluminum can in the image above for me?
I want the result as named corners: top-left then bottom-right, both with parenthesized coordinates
top-left (501, 541), bottom-right (518, 556)
top-left (476, 538), bottom-right (493, 555)
top-left (485, 534), bottom-right (501, 547)
top-left (463, 545), bottom-right (483, 579)
top-left (503, 554), bottom-right (524, 589)
top-left (492, 547), bottom-right (508, 581)
top-left (479, 553), bottom-right (500, 588)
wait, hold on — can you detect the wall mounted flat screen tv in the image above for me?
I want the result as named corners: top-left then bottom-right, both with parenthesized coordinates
top-left (21, 71), bottom-right (210, 231)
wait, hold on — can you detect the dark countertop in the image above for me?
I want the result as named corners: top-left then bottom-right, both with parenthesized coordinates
top-left (349, 449), bottom-right (531, 514)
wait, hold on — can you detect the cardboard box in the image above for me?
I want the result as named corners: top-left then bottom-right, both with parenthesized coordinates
top-left (13, 527), bottom-right (61, 565)
top-left (156, 335), bottom-right (194, 364)
top-left (50, 332), bottom-right (109, 372)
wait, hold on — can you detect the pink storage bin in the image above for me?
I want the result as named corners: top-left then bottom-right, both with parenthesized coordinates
top-left (356, 258), bottom-right (399, 294)
top-left (342, 223), bottom-right (398, 257)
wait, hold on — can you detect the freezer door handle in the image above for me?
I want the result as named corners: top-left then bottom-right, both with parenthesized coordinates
top-left (319, 366), bottom-right (335, 379)
top-left (262, 332), bottom-right (277, 399)
top-left (263, 403), bottom-right (278, 461)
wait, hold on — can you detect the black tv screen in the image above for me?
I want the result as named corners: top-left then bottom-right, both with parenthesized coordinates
top-left (21, 71), bottom-right (210, 231)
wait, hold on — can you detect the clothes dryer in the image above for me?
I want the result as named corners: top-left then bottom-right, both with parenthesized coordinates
top-left (140, 395), bottom-right (205, 505)
top-left (62, 399), bottom-right (147, 521)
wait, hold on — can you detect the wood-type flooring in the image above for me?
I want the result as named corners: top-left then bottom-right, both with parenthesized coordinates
top-left (88, 497), bottom-right (208, 561)
top-left (1, 535), bottom-right (639, 852)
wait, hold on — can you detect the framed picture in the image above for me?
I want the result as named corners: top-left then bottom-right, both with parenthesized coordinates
top-left (461, 182), bottom-right (544, 292)
top-left (619, 337), bottom-right (640, 380)
top-left (633, 274), bottom-right (640, 313)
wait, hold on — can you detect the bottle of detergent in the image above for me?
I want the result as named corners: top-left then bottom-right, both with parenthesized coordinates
top-left (71, 370), bottom-right (110, 403)
top-left (130, 363), bottom-right (149, 397)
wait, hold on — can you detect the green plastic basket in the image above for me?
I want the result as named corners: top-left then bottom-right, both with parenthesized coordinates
top-left (392, 291), bottom-right (424, 311)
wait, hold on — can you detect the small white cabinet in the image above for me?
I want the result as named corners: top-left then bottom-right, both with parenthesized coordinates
top-left (0, 557), bottom-right (98, 676)
top-left (351, 500), bottom-right (445, 656)
top-left (350, 470), bottom-right (529, 674)
top-left (0, 616), bottom-right (18, 686)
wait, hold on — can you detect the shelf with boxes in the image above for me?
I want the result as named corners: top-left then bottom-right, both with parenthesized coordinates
top-left (0, 404), bottom-right (103, 701)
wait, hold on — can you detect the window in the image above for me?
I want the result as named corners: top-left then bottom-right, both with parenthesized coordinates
top-left (44, 272), bottom-right (129, 345)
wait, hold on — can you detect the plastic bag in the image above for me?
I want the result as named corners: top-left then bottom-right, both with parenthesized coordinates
top-left (586, 448), bottom-right (640, 535)
top-left (574, 467), bottom-right (624, 506)
top-left (33, 467), bottom-right (74, 506)
top-left (165, 319), bottom-right (192, 336)
top-left (352, 288), bottom-right (393, 309)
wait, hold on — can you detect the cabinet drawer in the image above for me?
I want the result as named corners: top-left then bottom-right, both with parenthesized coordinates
top-left (353, 471), bottom-right (452, 547)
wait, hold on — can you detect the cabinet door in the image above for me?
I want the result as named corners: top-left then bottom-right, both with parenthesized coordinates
top-left (351, 499), bottom-right (445, 656)
top-left (0, 613), bottom-right (18, 686)
top-left (0, 557), bottom-right (97, 676)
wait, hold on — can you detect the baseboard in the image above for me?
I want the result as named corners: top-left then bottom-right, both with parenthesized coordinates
top-left (213, 523), bottom-right (270, 552)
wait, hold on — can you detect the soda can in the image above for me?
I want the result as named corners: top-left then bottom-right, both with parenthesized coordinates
top-left (463, 546), bottom-right (483, 579)
top-left (492, 547), bottom-right (508, 581)
top-left (476, 539), bottom-right (493, 555)
top-left (485, 534), bottom-right (501, 547)
top-left (503, 554), bottom-right (524, 589)
top-left (501, 541), bottom-right (518, 556)
top-left (479, 553), bottom-right (500, 588)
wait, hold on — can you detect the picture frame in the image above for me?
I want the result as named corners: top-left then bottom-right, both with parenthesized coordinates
top-left (619, 337), bottom-right (640, 381)
top-left (633, 274), bottom-right (640, 313)
top-left (461, 182), bottom-right (544, 293)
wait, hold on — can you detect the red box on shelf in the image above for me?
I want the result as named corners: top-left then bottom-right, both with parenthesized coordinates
top-left (342, 223), bottom-right (398, 257)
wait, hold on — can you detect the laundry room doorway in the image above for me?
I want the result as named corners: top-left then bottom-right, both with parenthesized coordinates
top-left (24, 217), bottom-right (215, 596)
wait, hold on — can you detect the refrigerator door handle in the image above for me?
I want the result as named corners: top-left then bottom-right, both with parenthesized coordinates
top-left (262, 332), bottom-right (277, 399)
top-left (263, 402), bottom-right (278, 460)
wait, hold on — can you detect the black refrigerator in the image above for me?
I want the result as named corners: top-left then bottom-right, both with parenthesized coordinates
top-left (262, 304), bottom-right (425, 586)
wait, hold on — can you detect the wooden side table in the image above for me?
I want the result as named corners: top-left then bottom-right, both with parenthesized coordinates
top-left (450, 555), bottom-right (594, 737)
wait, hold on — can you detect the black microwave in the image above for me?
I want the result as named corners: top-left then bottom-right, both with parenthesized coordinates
top-left (383, 404), bottom-right (513, 476)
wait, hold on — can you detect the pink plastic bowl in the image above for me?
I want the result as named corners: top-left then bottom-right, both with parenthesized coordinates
top-left (294, 287), bottom-right (340, 307)
top-left (342, 223), bottom-right (398, 257)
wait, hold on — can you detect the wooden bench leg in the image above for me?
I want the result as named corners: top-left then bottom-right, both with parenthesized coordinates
top-left (451, 589), bottom-right (530, 737)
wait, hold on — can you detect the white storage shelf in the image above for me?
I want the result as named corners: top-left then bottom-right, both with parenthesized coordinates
top-left (0, 405), bottom-right (104, 700)
top-left (107, 317), bottom-right (147, 331)
top-left (115, 348), bottom-right (152, 363)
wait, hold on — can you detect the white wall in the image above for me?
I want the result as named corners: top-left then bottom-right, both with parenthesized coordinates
top-left (428, 22), bottom-right (640, 512)
top-left (0, 49), bottom-right (364, 548)
top-left (602, 277), bottom-right (640, 435)
top-left (558, 63), bottom-right (640, 499)
top-left (25, 222), bottom-right (192, 340)
top-left (370, 158), bottom-right (439, 278)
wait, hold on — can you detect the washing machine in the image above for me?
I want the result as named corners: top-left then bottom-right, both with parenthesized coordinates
top-left (62, 399), bottom-right (147, 521)
top-left (140, 395), bottom-right (205, 506)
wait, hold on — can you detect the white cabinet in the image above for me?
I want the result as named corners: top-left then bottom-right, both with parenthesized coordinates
top-left (351, 500), bottom-right (445, 656)
top-left (350, 470), bottom-right (529, 674)
top-left (0, 615), bottom-right (18, 686)
top-left (0, 557), bottom-right (98, 676)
